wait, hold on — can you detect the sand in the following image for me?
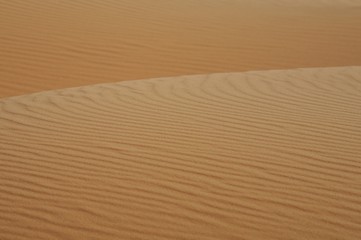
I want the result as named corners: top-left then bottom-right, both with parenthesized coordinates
top-left (1, 0), bottom-right (361, 97)
top-left (1, 66), bottom-right (360, 239)
top-left (1, 0), bottom-right (361, 239)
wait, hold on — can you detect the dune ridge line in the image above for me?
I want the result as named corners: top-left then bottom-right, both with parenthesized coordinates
top-left (1, 0), bottom-right (361, 97)
top-left (0, 66), bottom-right (361, 239)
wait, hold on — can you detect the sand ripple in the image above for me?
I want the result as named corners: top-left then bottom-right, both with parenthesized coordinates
top-left (1, 0), bottom-right (361, 97)
top-left (0, 67), bottom-right (360, 239)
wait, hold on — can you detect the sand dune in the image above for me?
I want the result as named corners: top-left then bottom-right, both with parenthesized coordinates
top-left (1, 0), bottom-right (361, 97)
top-left (0, 66), bottom-right (360, 239)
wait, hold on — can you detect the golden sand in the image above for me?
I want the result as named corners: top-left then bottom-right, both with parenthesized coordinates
top-left (1, 1), bottom-right (361, 239)
top-left (1, 67), bottom-right (361, 239)
top-left (1, 0), bottom-right (361, 97)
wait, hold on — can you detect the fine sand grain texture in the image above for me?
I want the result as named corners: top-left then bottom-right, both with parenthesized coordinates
top-left (1, 0), bottom-right (361, 97)
top-left (0, 67), bottom-right (360, 239)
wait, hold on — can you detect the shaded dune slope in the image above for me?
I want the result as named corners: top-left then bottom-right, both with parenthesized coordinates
top-left (0, 67), bottom-right (361, 239)
top-left (1, 0), bottom-right (361, 97)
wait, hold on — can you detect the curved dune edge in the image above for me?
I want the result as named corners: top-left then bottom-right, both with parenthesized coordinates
top-left (1, 0), bottom-right (361, 98)
top-left (0, 66), bottom-right (361, 239)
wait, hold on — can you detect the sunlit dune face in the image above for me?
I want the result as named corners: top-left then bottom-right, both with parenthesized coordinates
top-left (1, 67), bottom-right (361, 239)
top-left (1, 1), bottom-right (361, 239)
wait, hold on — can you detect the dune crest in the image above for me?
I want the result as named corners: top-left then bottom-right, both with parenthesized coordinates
top-left (1, 0), bottom-right (361, 97)
top-left (0, 67), bottom-right (360, 239)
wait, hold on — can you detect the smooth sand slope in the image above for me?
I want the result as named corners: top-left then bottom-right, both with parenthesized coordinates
top-left (0, 66), bottom-right (360, 239)
top-left (1, 0), bottom-right (361, 97)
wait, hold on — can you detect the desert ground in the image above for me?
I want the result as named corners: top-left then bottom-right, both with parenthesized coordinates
top-left (0, 1), bottom-right (361, 240)
top-left (1, 0), bottom-right (361, 97)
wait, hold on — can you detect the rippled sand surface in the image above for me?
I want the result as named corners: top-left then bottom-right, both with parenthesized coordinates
top-left (1, 67), bottom-right (361, 239)
top-left (1, 1), bottom-right (361, 240)
top-left (1, 0), bottom-right (361, 97)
